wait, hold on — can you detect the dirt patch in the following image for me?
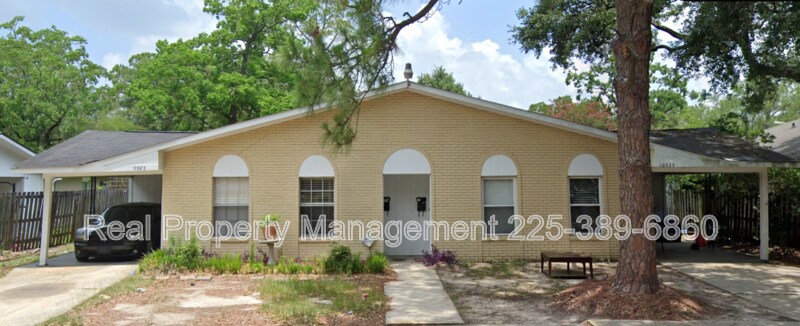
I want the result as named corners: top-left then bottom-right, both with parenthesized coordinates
top-left (69, 274), bottom-right (271, 325)
top-left (51, 272), bottom-right (394, 326)
top-left (439, 261), bottom-right (791, 324)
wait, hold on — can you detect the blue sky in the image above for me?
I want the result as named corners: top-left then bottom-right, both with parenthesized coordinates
top-left (0, 0), bottom-right (605, 108)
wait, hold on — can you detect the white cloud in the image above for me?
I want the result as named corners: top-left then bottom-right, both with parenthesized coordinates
top-left (392, 10), bottom-right (575, 109)
top-left (101, 53), bottom-right (125, 70)
top-left (112, 0), bottom-right (217, 66)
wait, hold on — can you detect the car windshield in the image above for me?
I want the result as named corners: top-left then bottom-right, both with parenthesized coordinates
top-left (100, 207), bottom-right (130, 224)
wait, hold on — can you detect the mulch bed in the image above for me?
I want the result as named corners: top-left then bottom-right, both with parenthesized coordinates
top-left (552, 280), bottom-right (717, 320)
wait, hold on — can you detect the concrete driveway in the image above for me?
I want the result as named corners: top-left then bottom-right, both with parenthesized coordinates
top-left (660, 242), bottom-right (800, 321)
top-left (0, 253), bottom-right (137, 326)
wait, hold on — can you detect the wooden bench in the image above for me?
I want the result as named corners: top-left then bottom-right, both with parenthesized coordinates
top-left (540, 251), bottom-right (594, 279)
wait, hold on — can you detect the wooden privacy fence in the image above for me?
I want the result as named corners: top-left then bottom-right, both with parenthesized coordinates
top-left (704, 192), bottom-right (800, 248)
top-left (666, 189), bottom-right (704, 217)
top-left (0, 189), bottom-right (127, 251)
top-left (666, 189), bottom-right (800, 248)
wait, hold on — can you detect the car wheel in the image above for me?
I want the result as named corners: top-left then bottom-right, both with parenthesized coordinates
top-left (75, 254), bottom-right (90, 262)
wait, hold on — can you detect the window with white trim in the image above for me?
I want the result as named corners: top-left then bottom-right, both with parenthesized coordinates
top-left (212, 155), bottom-right (249, 237)
top-left (483, 178), bottom-right (516, 235)
top-left (569, 178), bottom-right (601, 233)
top-left (568, 154), bottom-right (603, 233)
top-left (300, 177), bottom-right (334, 237)
top-left (214, 177), bottom-right (249, 237)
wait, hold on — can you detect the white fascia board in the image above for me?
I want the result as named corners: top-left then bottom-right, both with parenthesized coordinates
top-left (13, 151), bottom-right (163, 176)
top-left (651, 143), bottom-right (800, 171)
top-left (0, 134), bottom-right (35, 157)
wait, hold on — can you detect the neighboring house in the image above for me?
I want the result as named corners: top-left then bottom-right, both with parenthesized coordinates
top-left (15, 82), bottom-right (799, 264)
top-left (0, 134), bottom-right (41, 192)
top-left (766, 119), bottom-right (800, 160)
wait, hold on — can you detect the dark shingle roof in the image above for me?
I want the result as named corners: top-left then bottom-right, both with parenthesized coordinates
top-left (765, 120), bottom-right (800, 160)
top-left (650, 128), bottom-right (797, 164)
top-left (14, 130), bottom-right (196, 169)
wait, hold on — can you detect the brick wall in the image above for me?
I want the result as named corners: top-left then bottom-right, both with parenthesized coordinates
top-left (161, 91), bottom-right (621, 261)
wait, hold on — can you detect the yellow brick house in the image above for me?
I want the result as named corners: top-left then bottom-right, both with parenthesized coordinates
top-left (18, 82), bottom-right (798, 266)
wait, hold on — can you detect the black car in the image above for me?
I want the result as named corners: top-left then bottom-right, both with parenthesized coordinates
top-left (74, 202), bottom-right (161, 261)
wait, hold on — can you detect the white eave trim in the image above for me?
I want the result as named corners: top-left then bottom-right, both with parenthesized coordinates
top-left (0, 134), bottom-right (35, 157)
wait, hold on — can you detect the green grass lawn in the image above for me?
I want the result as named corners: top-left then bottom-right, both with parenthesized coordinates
top-left (261, 277), bottom-right (388, 324)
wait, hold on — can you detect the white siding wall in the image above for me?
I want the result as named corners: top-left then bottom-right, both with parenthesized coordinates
top-left (128, 175), bottom-right (163, 203)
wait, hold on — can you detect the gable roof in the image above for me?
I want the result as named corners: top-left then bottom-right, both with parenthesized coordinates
top-left (0, 134), bottom-right (35, 158)
top-left (14, 130), bottom-right (195, 169)
top-left (765, 120), bottom-right (800, 160)
top-left (651, 128), bottom-right (796, 164)
top-left (125, 81), bottom-right (619, 154)
top-left (11, 82), bottom-right (798, 173)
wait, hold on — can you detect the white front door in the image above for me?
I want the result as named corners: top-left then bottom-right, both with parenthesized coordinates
top-left (383, 174), bottom-right (430, 256)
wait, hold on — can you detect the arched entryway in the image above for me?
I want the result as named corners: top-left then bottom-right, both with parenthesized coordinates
top-left (383, 149), bottom-right (431, 256)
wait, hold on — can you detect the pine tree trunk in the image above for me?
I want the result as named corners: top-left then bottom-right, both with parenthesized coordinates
top-left (611, 0), bottom-right (659, 294)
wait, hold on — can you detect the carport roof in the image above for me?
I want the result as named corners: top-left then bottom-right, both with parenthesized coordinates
top-left (14, 130), bottom-right (195, 169)
top-left (650, 128), bottom-right (797, 164)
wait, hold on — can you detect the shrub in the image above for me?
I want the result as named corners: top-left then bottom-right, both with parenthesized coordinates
top-left (366, 253), bottom-right (389, 274)
top-left (170, 237), bottom-right (202, 270)
top-left (323, 245), bottom-right (365, 275)
top-left (421, 246), bottom-right (457, 266)
top-left (139, 237), bottom-right (202, 273)
top-left (139, 249), bottom-right (173, 273)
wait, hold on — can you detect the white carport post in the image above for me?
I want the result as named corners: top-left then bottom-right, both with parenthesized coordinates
top-left (759, 169), bottom-right (770, 262)
top-left (38, 175), bottom-right (54, 266)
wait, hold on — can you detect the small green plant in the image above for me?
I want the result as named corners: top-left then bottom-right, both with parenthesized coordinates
top-left (323, 245), bottom-right (365, 275)
top-left (263, 214), bottom-right (281, 223)
top-left (274, 257), bottom-right (315, 275)
top-left (139, 237), bottom-right (202, 273)
top-left (170, 237), bottom-right (202, 270)
top-left (202, 254), bottom-right (243, 274)
top-left (366, 253), bottom-right (389, 274)
top-left (139, 249), bottom-right (173, 273)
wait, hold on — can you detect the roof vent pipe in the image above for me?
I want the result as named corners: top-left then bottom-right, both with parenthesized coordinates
top-left (404, 63), bottom-right (413, 81)
top-left (793, 122), bottom-right (796, 128)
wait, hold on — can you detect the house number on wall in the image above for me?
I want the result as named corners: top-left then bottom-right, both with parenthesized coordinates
top-left (132, 165), bottom-right (147, 171)
top-left (658, 162), bottom-right (676, 168)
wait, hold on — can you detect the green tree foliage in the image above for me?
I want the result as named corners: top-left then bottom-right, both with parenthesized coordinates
top-left (512, 0), bottom-right (800, 114)
top-left (115, 0), bottom-right (309, 131)
top-left (564, 60), bottom-right (690, 129)
top-left (416, 66), bottom-right (470, 96)
top-left (279, 0), bottom-right (443, 149)
top-left (529, 96), bottom-right (615, 130)
top-left (0, 17), bottom-right (108, 151)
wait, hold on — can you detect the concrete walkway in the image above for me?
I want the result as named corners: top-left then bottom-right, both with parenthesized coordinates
top-left (384, 260), bottom-right (464, 325)
top-left (660, 242), bottom-right (800, 321)
top-left (0, 253), bottom-right (136, 326)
